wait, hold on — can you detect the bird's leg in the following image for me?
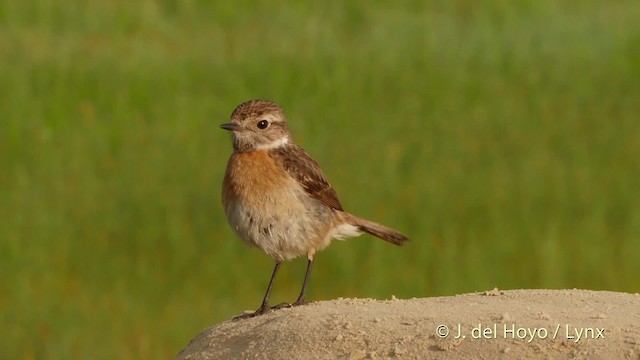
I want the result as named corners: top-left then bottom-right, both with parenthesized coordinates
top-left (256, 261), bottom-right (282, 313)
top-left (233, 261), bottom-right (281, 320)
top-left (293, 255), bottom-right (314, 306)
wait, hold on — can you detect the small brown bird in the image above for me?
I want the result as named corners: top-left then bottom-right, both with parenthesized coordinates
top-left (221, 99), bottom-right (409, 319)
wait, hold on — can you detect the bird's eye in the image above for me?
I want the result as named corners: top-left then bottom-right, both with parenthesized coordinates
top-left (257, 120), bottom-right (269, 129)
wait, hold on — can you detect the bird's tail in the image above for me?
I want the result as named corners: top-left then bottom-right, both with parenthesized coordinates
top-left (342, 212), bottom-right (409, 246)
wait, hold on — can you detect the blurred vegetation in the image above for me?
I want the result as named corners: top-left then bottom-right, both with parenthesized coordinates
top-left (1, 0), bottom-right (639, 358)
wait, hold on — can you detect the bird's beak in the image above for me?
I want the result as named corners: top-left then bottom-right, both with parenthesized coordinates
top-left (219, 122), bottom-right (241, 131)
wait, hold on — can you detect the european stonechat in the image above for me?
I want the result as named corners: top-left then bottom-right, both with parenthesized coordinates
top-left (221, 99), bottom-right (409, 319)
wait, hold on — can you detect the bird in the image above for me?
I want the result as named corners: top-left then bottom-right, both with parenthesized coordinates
top-left (220, 99), bottom-right (409, 319)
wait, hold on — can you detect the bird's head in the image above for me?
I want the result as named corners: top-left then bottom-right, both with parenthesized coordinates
top-left (220, 99), bottom-right (291, 152)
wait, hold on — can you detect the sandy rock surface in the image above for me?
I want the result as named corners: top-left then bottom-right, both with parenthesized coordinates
top-left (177, 289), bottom-right (640, 359)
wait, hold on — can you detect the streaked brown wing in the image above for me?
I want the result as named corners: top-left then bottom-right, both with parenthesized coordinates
top-left (271, 144), bottom-right (343, 211)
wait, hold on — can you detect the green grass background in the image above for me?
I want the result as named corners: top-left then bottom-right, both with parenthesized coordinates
top-left (1, 0), bottom-right (639, 358)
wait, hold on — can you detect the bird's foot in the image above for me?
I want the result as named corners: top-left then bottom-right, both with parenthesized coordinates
top-left (292, 298), bottom-right (308, 307)
top-left (232, 302), bottom-right (273, 321)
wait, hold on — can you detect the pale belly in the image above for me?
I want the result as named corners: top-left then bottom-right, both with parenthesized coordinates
top-left (224, 185), bottom-right (334, 261)
top-left (221, 150), bottom-right (340, 261)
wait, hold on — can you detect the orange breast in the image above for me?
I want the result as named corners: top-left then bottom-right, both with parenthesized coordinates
top-left (222, 150), bottom-right (292, 206)
top-left (221, 150), bottom-right (336, 260)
